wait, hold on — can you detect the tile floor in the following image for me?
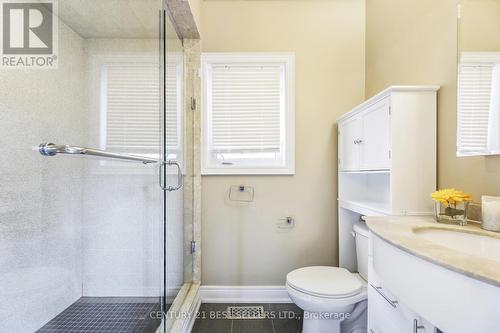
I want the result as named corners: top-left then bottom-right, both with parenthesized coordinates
top-left (192, 303), bottom-right (303, 333)
top-left (36, 297), bottom-right (162, 333)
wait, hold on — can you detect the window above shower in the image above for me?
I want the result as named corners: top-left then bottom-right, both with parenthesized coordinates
top-left (201, 53), bottom-right (295, 175)
top-left (87, 51), bottom-right (184, 171)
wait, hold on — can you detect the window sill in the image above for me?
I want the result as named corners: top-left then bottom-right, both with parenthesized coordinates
top-left (457, 150), bottom-right (500, 157)
top-left (201, 167), bottom-right (295, 176)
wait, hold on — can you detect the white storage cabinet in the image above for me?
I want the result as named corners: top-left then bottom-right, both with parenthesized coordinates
top-left (337, 86), bottom-right (440, 333)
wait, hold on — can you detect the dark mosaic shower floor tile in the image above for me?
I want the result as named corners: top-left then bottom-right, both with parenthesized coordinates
top-left (36, 297), bottom-right (162, 333)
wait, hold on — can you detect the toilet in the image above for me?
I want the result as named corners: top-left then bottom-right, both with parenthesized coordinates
top-left (286, 222), bottom-right (369, 333)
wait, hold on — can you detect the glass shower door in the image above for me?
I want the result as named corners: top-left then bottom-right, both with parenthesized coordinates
top-left (161, 8), bottom-right (193, 331)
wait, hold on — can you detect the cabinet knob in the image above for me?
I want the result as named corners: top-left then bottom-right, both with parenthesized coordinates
top-left (353, 139), bottom-right (364, 144)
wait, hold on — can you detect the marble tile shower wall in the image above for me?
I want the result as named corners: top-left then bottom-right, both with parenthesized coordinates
top-left (0, 21), bottom-right (87, 333)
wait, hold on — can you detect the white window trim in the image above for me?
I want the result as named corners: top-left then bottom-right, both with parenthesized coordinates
top-left (201, 52), bottom-right (295, 175)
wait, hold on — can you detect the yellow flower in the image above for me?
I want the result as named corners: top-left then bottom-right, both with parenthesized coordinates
top-left (431, 189), bottom-right (472, 206)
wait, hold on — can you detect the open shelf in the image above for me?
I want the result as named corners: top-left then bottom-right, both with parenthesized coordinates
top-left (339, 169), bottom-right (390, 174)
top-left (338, 172), bottom-right (391, 216)
top-left (338, 199), bottom-right (391, 216)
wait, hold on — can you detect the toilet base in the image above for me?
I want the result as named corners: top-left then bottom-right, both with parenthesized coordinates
top-left (302, 311), bottom-right (342, 333)
top-left (299, 300), bottom-right (367, 333)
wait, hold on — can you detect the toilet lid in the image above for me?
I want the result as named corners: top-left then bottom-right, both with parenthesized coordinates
top-left (286, 266), bottom-right (363, 298)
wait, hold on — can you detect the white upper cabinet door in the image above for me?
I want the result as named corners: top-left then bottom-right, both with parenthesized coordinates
top-left (339, 116), bottom-right (361, 171)
top-left (360, 98), bottom-right (391, 170)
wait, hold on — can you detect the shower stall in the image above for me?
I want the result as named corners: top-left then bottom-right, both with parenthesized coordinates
top-left (0, 1), bottom-right (197, 332)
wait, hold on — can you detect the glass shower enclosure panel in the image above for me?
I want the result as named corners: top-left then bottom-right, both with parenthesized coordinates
top-left (0, 1), bottom-right (187, 332)
top-left (162, 7), bottom-right (191, 329)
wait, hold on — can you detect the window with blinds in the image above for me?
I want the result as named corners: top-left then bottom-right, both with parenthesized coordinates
top-left (457, 52), bottom-right (500, 156)
top-left (202, 53), bottom-right (295, 175)
top-left (101, 56), bottom-right (182, 159)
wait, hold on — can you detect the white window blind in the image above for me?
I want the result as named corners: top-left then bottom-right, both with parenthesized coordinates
top-left (202, 53), bottom-right (295, 175)
top-left (209, 64), bottom-right (283, 153)
top-left (103, 60), bottom-right (181, 155)
top-left (457, 63), bottom-right (493, 154)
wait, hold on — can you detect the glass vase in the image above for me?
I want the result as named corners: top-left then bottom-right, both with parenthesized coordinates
top-left (434, 201), bottom-right (469, 226)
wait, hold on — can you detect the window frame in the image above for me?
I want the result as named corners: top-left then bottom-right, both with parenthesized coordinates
top-left (457, 52), bottom-right (500, 157)
top-left (201, 53), bottom-right (295, 175)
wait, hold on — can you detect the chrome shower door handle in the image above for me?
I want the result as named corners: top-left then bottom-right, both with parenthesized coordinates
top-left (159, 160), bottom-right (183, 191)
top-left (167, 160), bottom-right (183, 191)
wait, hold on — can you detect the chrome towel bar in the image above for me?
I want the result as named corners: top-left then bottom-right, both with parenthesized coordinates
top-left (38, 143), bottom-right (158, 164)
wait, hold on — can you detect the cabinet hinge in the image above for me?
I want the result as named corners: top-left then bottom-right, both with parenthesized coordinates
top-left (190, 241), bottom-right (196, 254)
top-left (389, 150), bottom-right (391, 159)
top-left (388, 106), bottom-right (391, 115)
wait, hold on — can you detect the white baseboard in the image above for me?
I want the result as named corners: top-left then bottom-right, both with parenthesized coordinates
top-left (199, 285), bottom-right (292, 304)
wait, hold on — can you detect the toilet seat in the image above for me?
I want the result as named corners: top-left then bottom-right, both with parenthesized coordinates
top-left (286, 266), bottom-right (363, 299)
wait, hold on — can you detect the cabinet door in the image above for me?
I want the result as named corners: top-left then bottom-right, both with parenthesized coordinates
top-left (360, 99), bottom-right (391, 170)
top-left (368, 285), bottom-right (403, 333)
top-left (368, 283), bottom-right (417, 333)
top-left (339, 116), bottom-right (361, 171)
top-left (369, 290), bottom-right (437, 333)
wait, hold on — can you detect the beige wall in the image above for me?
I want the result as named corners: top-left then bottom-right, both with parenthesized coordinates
top-left (460, 0), bottom-right (500, 51)
top-left (200, 0), bottom-right (365, 285)
top-left (365, 0), bottom-right (500, 202)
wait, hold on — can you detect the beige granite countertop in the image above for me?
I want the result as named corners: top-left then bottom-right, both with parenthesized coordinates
top-left (365, 216), bottom-right (500, 288)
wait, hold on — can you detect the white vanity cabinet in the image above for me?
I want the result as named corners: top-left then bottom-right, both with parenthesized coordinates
top-left (368, 227), bottom-right (500, 333)
top-left (368, 258), bottom-right (436, 333)
top-left (368, 286), bottom-right (436, 333)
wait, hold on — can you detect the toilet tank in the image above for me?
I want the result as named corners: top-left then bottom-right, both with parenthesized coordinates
top-left (353, 222), bottom-right (369, 281)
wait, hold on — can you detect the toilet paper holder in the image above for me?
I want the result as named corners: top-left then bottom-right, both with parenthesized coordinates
top-left (277, 216), bottom-right (295, 229)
